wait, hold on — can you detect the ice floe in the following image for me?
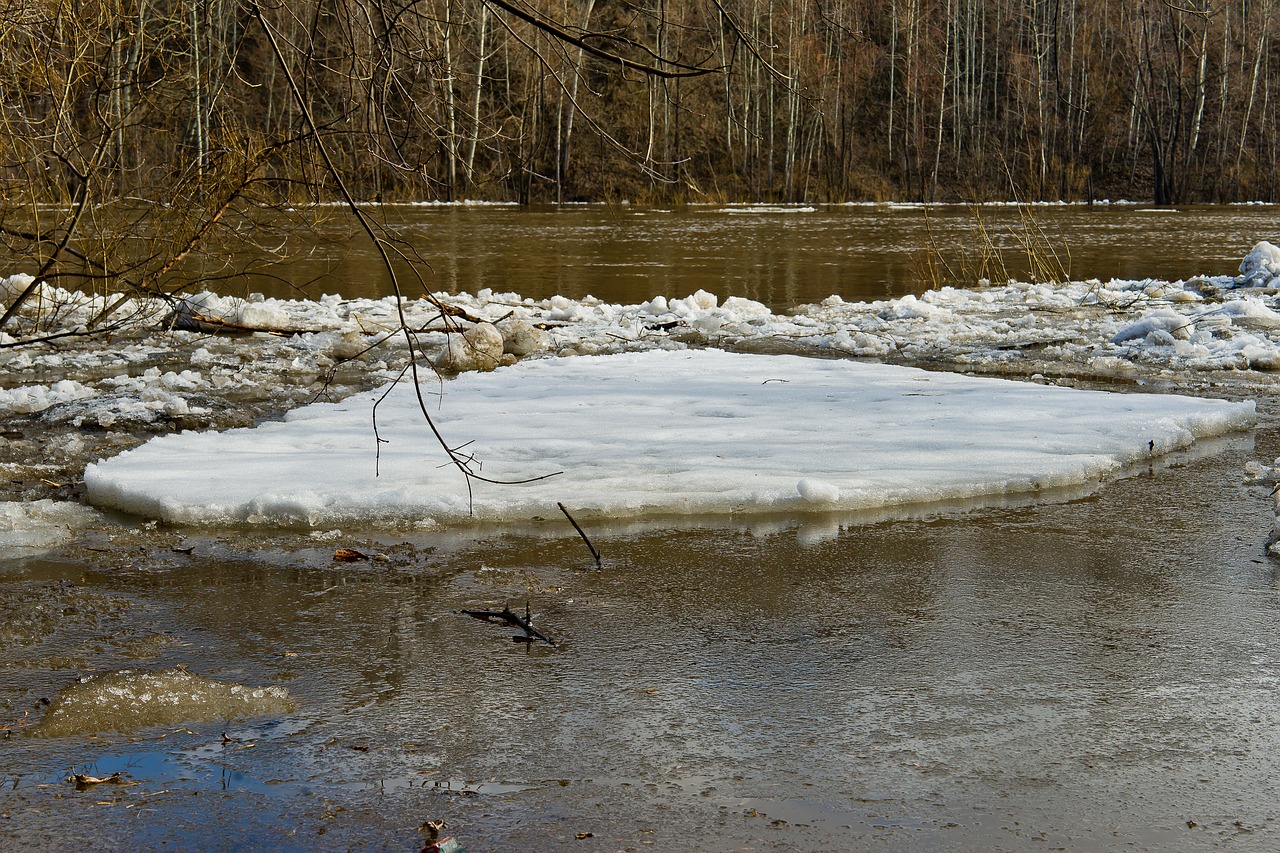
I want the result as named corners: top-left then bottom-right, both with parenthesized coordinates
top-left (83, 349), bottom-right (1255, 528)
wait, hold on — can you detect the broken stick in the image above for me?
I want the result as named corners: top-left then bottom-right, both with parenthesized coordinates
top-left (461, 604), bottom-right (556, 646)
top-left (558, 502), bottom-right (602, 569)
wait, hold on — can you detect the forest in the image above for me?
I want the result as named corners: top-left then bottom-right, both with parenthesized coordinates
top-left (1, 0), bottom-right (1277, 215)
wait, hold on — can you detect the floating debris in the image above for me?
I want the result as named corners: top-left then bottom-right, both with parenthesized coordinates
top-left (460, 602), bottom-right (556, 646)
top-left (67, 771), bottom-right (125, 790)
top-left (421, 818), bottom-right (465, 853)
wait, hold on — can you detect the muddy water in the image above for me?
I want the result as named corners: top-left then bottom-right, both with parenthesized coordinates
top-left (223, 203), bottom-right (1280, 310)
top-left (4, 412), bottom-right (1280, 850)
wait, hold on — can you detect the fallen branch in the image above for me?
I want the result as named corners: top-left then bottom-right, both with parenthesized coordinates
top-left (167, 307), bottom-right (311, 336)
top-left (460, 603), bottom-right (556, 646)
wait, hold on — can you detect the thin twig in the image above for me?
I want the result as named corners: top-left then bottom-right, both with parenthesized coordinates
top-left (252, 2), bottom-right (561, 511)
top-left (558, 502), bottom-right (602, 569)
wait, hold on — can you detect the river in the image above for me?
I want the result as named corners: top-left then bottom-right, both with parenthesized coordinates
top-left (4, 204), bottom-right (1280, 851)
top-left (227, 202), bottom-right (1277, 310)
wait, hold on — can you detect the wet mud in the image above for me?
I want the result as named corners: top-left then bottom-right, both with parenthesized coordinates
top-left (4, 412), bottom-right (1280, 850)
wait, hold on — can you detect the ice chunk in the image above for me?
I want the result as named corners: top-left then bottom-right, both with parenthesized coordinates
top-left (499, 318), bottom-right (551, 356)
top-left (437, 322), bottom-right (507, 372)
top-left (880, 294), bottom-right (952, 321)
top-left (0, 500), bottom-right (105, 557)
top-left (236, 301), bottom-right (291, 329)
top-left (1239, 240), bottom-right (1280, 278)
top-left (640, 296), bottom-right (670, 315)
top-left (797, 479), bottom-right (841, 503)
top-left (1218, 297), bottom-right (1280, 329)
top-left (668, 291), bottom-right (718, 315)
top-left (0, 273), bottom-right (36, 304)
top-left (721, 296), bottom-right (772, 320)
top-left (1111, 308), bottom-right (1194, 343)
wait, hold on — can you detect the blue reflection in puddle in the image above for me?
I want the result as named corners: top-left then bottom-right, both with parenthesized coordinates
top-left (24, 717), bottom-right (315, 796)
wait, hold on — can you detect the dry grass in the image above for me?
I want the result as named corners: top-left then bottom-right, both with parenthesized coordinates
top-left (916, 204), bottom-right (1071, 291)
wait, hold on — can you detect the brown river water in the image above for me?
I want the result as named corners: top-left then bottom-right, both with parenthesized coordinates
top-left (227, 203), bottom-right (1276, 309)
top-left (5, 205), bottom-right (1280, 851)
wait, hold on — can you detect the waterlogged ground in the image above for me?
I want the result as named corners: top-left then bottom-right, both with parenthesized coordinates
top-left (6, 207), bottom-right (1280, 849)
top-left (4, 400), bottom-right (1280, 850)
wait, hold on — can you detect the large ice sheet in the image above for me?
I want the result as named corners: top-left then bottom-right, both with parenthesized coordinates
top-left (83, 350), bottom-right (1255, 528)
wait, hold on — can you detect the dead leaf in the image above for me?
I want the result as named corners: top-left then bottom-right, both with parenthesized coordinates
top-left (1, 711), bottom-right (32, 735)
top-left (70, 772), bottom-right (123, 789)
top-left (333, 548), bottom-right (370, 562)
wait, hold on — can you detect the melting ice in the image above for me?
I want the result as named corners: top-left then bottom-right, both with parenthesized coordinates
top-left (83, 349), bottom-right (1255, 528)
top-left (4, 239), bottom-right (1280, 531)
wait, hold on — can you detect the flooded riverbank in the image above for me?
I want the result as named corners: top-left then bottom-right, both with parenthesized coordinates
top-left (5, 204), bottom-right (1280, 849)
top-left (4, 395), bottom-right (1280, 850)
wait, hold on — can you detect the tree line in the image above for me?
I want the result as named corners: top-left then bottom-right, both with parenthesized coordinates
top-left (2, 0), bottom-right (1277, 220)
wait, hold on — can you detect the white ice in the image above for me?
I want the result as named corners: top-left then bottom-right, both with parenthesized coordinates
top-left (4, 234), bottom-right (1279, 535)
top-left (83, 349), bottom-right (1255, 528)
top-left (0, 500), bottom-right (107, 556)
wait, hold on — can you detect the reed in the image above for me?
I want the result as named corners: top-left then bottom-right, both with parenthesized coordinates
top-left (915, 204), bottom-right (1071, 291)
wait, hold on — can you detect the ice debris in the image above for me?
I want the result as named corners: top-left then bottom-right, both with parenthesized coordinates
top-left (4, 239), bottom-right (1280, 507)
top-left (0, 500), bottom-right (105, 557)
top-left (1239, 240), bottom-right (1280, 285)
